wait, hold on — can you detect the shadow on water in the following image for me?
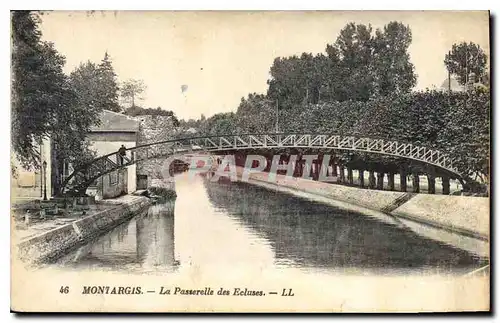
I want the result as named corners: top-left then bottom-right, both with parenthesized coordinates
top-left (54, 202), bottom-right (179, 273)
top-left (203, 179), bottom-right (488, 274)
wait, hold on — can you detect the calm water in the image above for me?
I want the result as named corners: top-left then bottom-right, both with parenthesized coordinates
top-left (52, 173), bottom-right (487, 275)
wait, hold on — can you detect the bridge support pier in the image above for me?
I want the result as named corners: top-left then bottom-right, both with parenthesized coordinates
top-left (388, 173), bottom-right (395, 191)
top-left (427, 175), bottom-right (436, 194)
top-left (376, 172), bottom-right (384, 190)
top-left (264, 155), bottom-right (272, 172)
top-left (331, 160), bottom-right (338, 177)
top-left (442, 176), bottom-right (450, 195)
top-left (317, 155), bottom-right (324, 180)
top-left (347, 167), bottom-right (353, 185)
top-left (337, 165), bottom-right (345, 183)
top-left (293, 158), bottom-right (301, 177)
top-left (299, 160), bottom-right (304, 178)
top-left (359, 170), bottom-right (365, 188)
top-left (368, 171), bottom-right (376, 189)
top-left (412, 173), bottom-right (420, 193)
top-left (400, 169), bottom-right (407, 192)
top-left (312, 160), bottom-right (319, 181)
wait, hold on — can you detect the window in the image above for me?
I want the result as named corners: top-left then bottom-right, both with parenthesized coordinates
top-left (109, 171), bottom-right (118, 186)
top-left (137, 175), bottom-right (148, 190)
top-left (89, 179), bottom-right (99, 188)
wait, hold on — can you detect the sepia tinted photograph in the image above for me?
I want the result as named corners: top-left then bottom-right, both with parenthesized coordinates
top-left (10, 10), bottom-right (490, 312)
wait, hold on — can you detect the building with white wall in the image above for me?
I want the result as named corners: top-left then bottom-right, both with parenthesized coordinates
top-left (11, 138), bottom-right (52, 202)
top-left (86, 110), bottom-right (139, 196)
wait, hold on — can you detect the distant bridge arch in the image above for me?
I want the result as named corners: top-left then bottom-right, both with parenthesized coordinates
top-left (59, 133), bottom-right (460, 195)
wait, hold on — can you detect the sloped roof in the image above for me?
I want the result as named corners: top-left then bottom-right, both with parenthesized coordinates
top-left (90, 110), bottom-right (139, 133)
top-left (440, 76), bottom-right (465, 92)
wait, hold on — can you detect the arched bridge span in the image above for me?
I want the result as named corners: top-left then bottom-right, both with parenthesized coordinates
top-left (59, 133), bottom-right (460, 195)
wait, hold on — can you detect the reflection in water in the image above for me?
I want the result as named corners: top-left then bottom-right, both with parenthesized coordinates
top-left (55, 203), bottom-right (177, 272)
top-left (203, 179), bottom-right (487, 274)
top-left (53, 174), bottom-right (487, 275)
top-left (136, 204), bottom-right (176, 267)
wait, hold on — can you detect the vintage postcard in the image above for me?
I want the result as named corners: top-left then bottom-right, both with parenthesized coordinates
top-left (10, 10), bottom-right (490, 313)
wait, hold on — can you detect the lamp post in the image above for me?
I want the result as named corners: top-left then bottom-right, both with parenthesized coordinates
top-left (43, 160), bottom-right (47, 201)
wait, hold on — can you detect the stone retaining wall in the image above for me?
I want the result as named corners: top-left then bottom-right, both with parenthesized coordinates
top-left (16, 196), bottom-right (151, 264)
top-left (249, 172), bottom-right (406, 212)
top-left (244, 171), bottom-right (489, 247)
top-left (392, 194), bottom-right (489, 240)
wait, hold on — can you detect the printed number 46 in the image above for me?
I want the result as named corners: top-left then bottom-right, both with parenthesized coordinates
top-left (59, 286), bottom-right (69, 294)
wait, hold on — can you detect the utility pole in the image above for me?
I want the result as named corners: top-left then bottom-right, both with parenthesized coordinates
top-left (275, 98), bottom-right (279, 133)
top-left (447, 50), bottom-right (451, 95)
top-left (448, 69), bottom-right (451, 95)
top-left (43, 160), bottom-right (47, 201)
top-left (465, 47), bottom-right (468, 92)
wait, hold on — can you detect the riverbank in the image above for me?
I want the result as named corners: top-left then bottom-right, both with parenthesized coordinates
top-left (14, 195), bottom-right (153, 265)
top-left (236, 169), bottom-right (489, 258)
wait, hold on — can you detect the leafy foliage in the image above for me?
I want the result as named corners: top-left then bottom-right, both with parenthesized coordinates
top-left (185, 87), bottom-right (489, 184)
top-left (96, 52), bottom-right (121, 112)
top-left (68, 54), bottom-right (122, 114)
top-left (124, 106), bottom-right (180, 126)
top-left (200, 112), bottom-right (238, 135)
top-left (267, 21), bottom-right (416, 108)
top-left (148, 186), bottom-right (177, 199)
top-left (372, 22), bottom-right (417, 96)
top-left (177, 21), bottom-right (489, 186)
top-left (68, 61), bottom-right (102, 113)
top-left (445, 42), bottom-right (488, 86)
top-left (235, 93), bottom-right (276, 132)
top-left (120, 78), bottom-right (146, 108)
top-left (11, 11), bottom-right (101, 172)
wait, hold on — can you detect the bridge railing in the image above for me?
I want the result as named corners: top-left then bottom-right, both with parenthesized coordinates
top-left (59, 133), bottom-right (462, 195)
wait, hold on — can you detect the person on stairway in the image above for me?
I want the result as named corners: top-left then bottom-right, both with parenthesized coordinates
top-left (118, 145), bottom-right (127, 165)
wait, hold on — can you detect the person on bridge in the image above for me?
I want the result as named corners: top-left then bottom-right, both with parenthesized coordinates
top-left (118, 145), bottom-right (127, 165)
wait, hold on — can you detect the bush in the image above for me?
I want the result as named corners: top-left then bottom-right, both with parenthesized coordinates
top-left (148, 186), bottom-right (177, 199)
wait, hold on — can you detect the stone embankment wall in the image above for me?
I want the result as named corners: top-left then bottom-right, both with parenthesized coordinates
top-left (135, 115), bottom-right (177, 190)
top-left (250, 173), bottom-right (406, 212)
top-left (16, 196), bottom-right (151, 264)
top-left (243, 171), bottom-right (489, 256)
top-left (392, 195), bottom-right (489, 239)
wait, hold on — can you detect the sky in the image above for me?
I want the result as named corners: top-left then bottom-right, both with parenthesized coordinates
top-left (39, 11), bottom-right (490, 120)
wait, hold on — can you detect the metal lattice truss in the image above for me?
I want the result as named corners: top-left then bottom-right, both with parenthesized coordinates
top-left (59, 134), bottom-right (459, 195)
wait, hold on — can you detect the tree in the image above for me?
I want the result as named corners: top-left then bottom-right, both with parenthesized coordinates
top-left (11, 12), bottom-right (80, 169)
top-left (267, 53), bottom-right (330, 108)
top-left (120, 79), bottom-right (146, 108)
top-left (69, 61), bottom-right (104, 113)
top-left (372, 22), bottom-right (416, 96)
top-left (96, 52), bottom-right (121, 112)
top-left (12, 11), bottom-right (50, 169)
top-left (326, 21), bottom-right (416, 100)
top-left (267, 55), bottom-right (307, 108)
top-left (331, 22), bottom-right (376, 101)
top-left (267, 21), bottom-right (416, 107)
top-left (236, 93), bottom-right (276, 133)
top-left (11, 11), bottom-right (102, 191)
top-left (438, 89), bottom-right (490, 184)
top-left (445, 42), bottom-right (488, 86)
top-left (201, 113), bottom-right (237, 135)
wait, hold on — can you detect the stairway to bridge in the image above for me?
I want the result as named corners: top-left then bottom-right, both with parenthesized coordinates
top-left (380, 193), bottom-right (417, 213)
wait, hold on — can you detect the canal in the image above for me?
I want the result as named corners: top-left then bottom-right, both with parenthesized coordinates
top-left (51, 173), bottom-right (487, 276)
